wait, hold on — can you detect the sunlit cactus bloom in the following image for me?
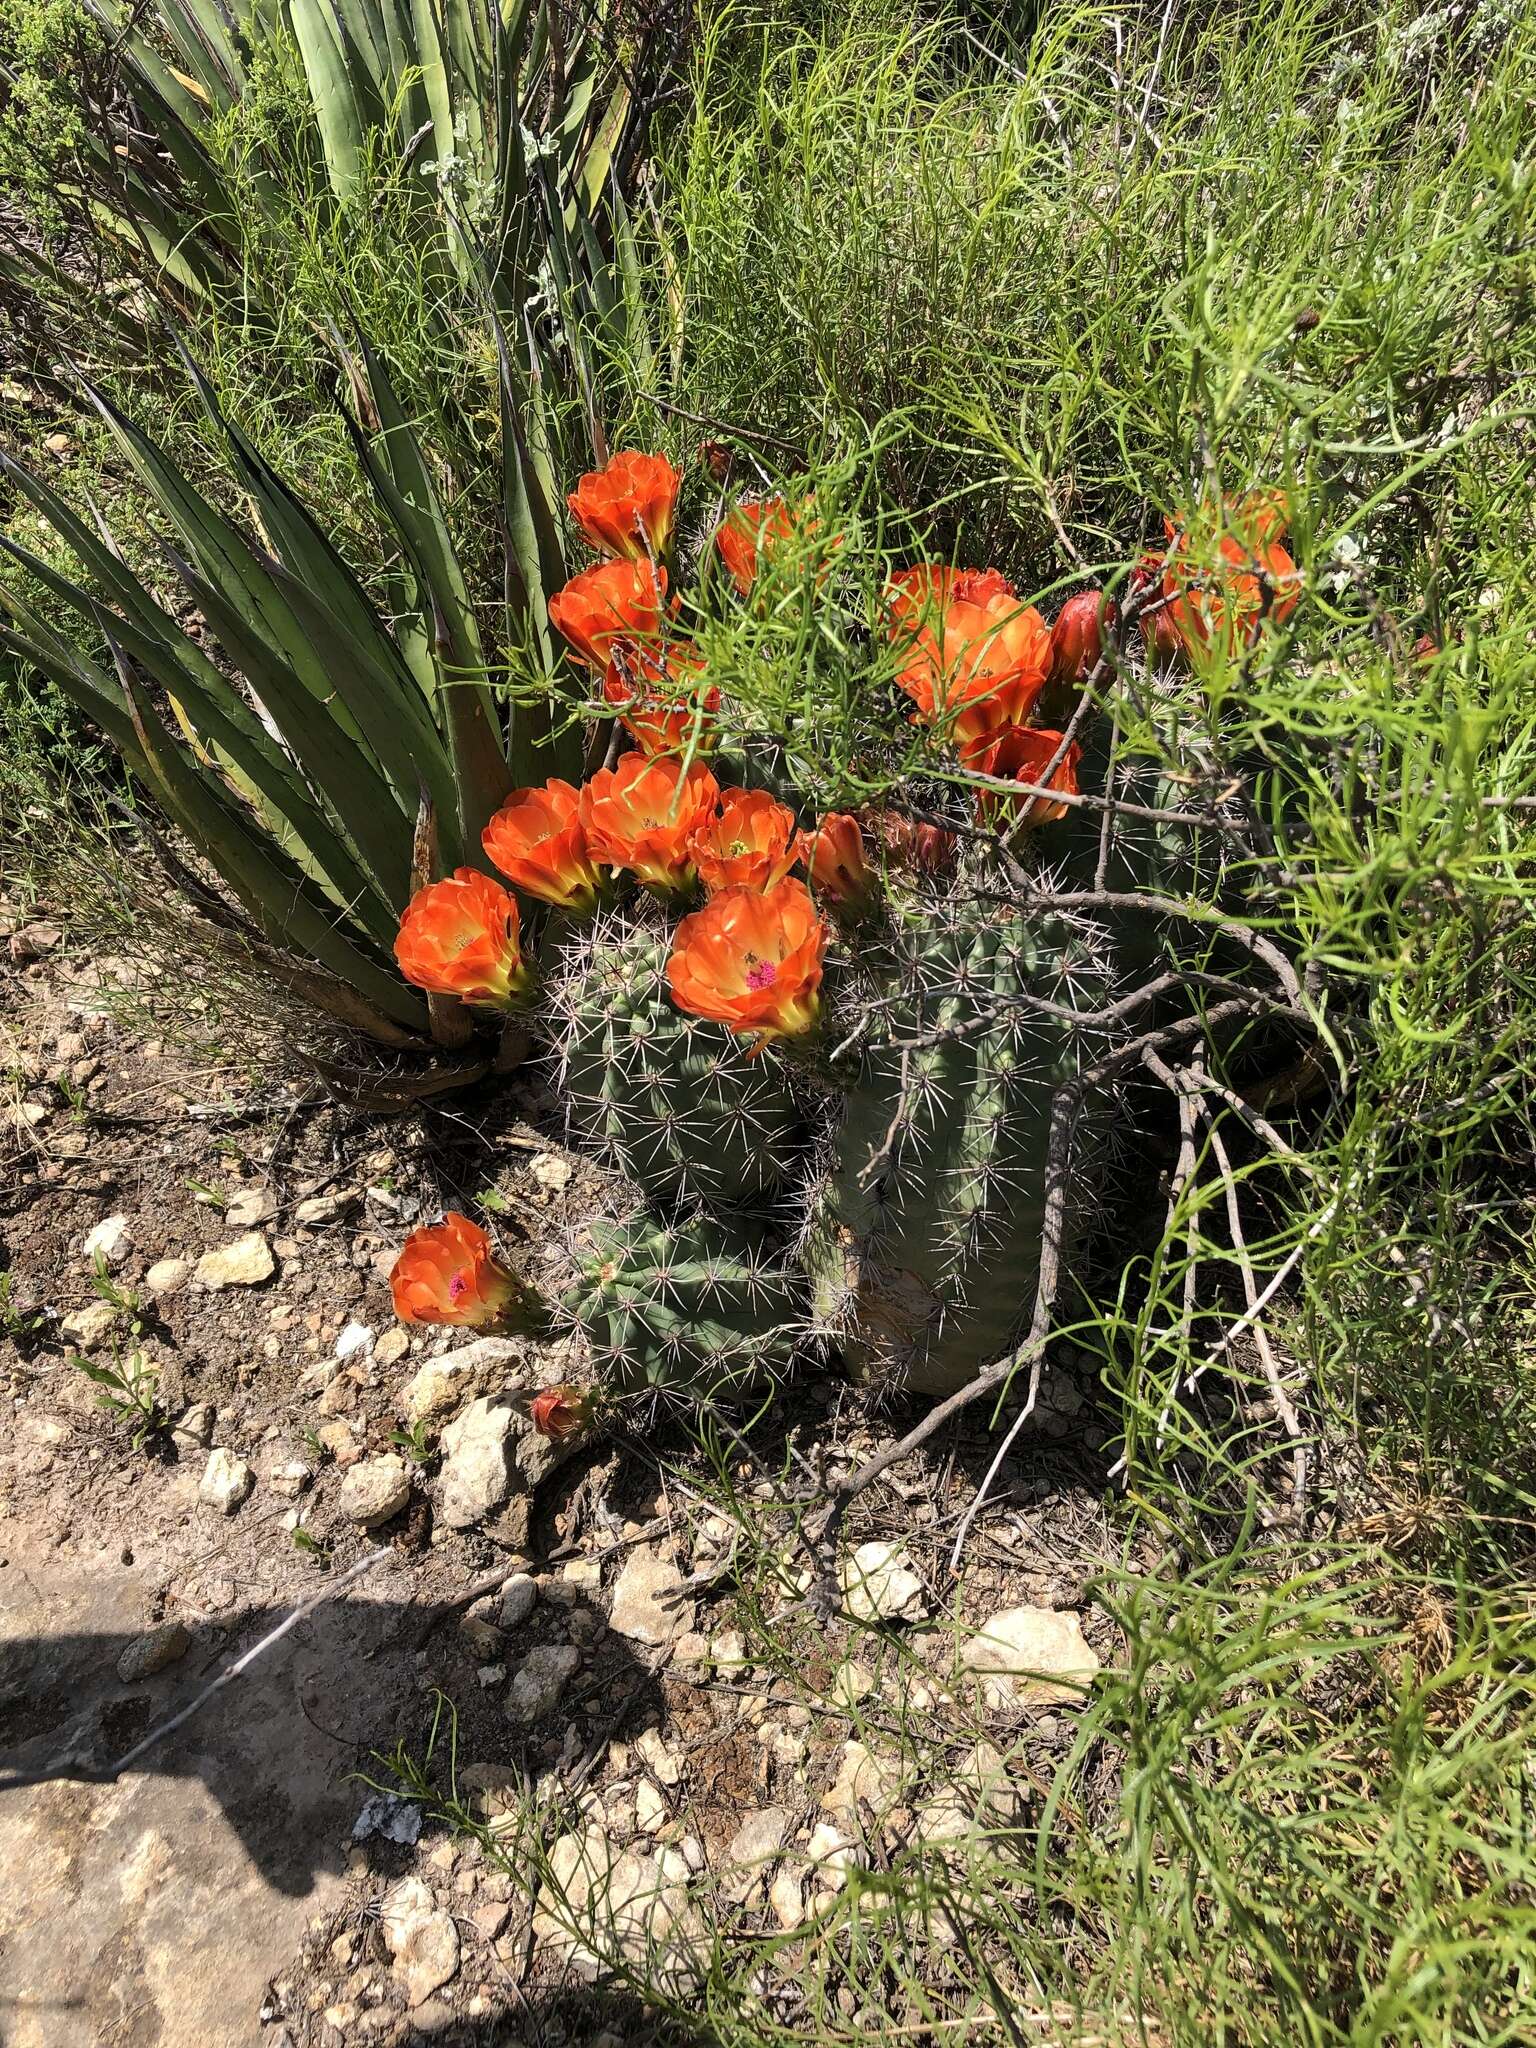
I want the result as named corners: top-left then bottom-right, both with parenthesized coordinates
top-left (482, 780), bottom-right (599, 914)
top-left (389, 1211), bottom-right (525, 1328)
top-left (667, 878), bottom-right (829, 1045)
top-left (1050, 588), bottom-right (1118, 685)
top-left (529, 1384), bottom-right (597, 1440)
top-left (797, 811), bottom-right (875, 913)
top-left (567, 450), bottom-right (682, 562)
top-left (579, 751), bottom-right (721, 892)
top-left (548, 558), bottom-right (671, 670)
top-left (965, 724), bottom-right (1082, 828)
top-left (715, 495), bottom-right (825, 593)
top-left (1160, 501), bottom-right (1301, 655)
top-left (394, 868), bottom-right (529, 1007)
top-left (690, 787), bottom-right (800, 895)
top-left (602, 641), bottom-right (721, 757)
top-left (887, 565), bottom-right (1052, 749)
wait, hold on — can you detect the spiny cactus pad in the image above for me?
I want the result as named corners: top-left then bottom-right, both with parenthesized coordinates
top-left (563, 1212), bottom-right (803, 1396)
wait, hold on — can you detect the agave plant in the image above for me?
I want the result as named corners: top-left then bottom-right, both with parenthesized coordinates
top-left (1, 0), bottom-right (674, 1054)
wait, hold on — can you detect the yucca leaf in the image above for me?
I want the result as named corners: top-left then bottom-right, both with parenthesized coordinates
top-left (111, 646), bottom-right (430, 1030)
top-left (78, 375), bottom-right (460, 850)
top-left (282, 0), bottom-right (383, 204)
top-left (339, 333), bottom-right (514, 846)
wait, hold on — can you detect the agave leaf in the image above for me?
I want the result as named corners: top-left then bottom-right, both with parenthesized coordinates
top-left (282, 0), bottom-right (384, 204)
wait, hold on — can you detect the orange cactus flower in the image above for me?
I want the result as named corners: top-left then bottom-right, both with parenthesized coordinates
top-left (1160, 501), bottom-right (1301, 655)
top-left (796, 811), bottom-right (875, 913)
top-left (482, 780), bottom-right (599, 914)
top-left (1050, 588), bottom-right (1119, 685)
top-left (667, 878), bottom-right (829, 1044)
top-left (966, 725), bottom-right (1082, 828)
top-left (887, 565), bottom-right (1052, 748)
top-left (579, 751), bottom-right (721, 892)
top-left (715, 495), bottom-right (824, 594)
top-left (690, 787), bottom-right (800, 895)
top-left (567, 450), bottom-right (682, 562)
top-left (602, 641), bottom-right (721, 757)
top-left (394, 868), bottom-right (529, 1007)
top-left (549, 558), bottom-right (670, 670)
top-left (389, 1212), bottom-right (525, 1329)
top-left (529, 1384), bottom-right (596, 1440)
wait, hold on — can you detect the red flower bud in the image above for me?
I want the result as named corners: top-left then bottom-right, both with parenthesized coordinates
top-left (1050, 588), bottom-right (1118, 685)
top-left (529, 1385), bottom-right (596, 1440)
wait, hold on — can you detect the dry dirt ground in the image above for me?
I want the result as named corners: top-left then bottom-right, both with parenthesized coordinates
top-left (0, 900), bottom-right (1120, 2048)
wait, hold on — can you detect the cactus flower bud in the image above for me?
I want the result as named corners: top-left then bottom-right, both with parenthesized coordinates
top-left (797, 812), bottom-right (875, 914)
top-left (529, 1384), bottom-right (596, 1439)
top-left (1050, 588), bottom-right (1118, 685)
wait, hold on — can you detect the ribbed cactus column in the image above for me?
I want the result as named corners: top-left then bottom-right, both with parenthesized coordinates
top-left (802, 902), bottom-right (1115, 1395)
top-left (549, 914), bottom-right (804, 1211)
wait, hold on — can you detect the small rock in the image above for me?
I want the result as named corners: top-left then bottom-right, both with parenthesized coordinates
top-left (912, 1741), bottom-right (1022, 1847)
top-left (144, 1257), bottom-right (192, 1297)
top-left (562, 1557), bottom-right (602, 1595)
top-left (821, 1742), bottom-right (900, 1823)
top-left (609, 1546), bottom-right (695, 1647)
top-left (269, 1460), bottom-right (312, 1499)
top-left (506, 1644), bottom-right (580, 1724)
top-left (59, 1299), bottom-right (118, 1350)
top-left (769, 1865), bottom-right (808, 1930)
top-left (673, 1631), bottom-right (709, 1665)
top-left (116, 1622), bottom-right (191, 1683)
top-left (438, 1396), bottom-right (517, 1529)
top-left (709, 1629), bottom-right (750, 1674)
top-left (497, 1572), bottom-right (538, 1630)
top-left (460, 1616), bottom-right (506, 1659)
top-left (336, 1455), bottom-right (413, 1527)
top-left (83, 1214), bottom-right (131, 1269)
top-left (806, 1822), bottom-right (855, 1890)
top-left (176, 1402), bottom-right (216, 1447)
top-left (830, 1660), bottom-right (874, 1710)
top-left (334, 1320), bottom-right (374, 1361)
top-left (381, 1876), bottom-right (460, 2007)
top-left (199, 1447), bottom-right (254, 1515)
top-left (296, 1191), bottom-right (357, 1227)
top-left (472, 1902), bottom-right (510, 1943)
top-left (960, 1606), bottom-right (1101, 1710)
top-left (635, 1726), bottom-right (681, 1786)
top-left (223, 1189), bottom-right (271, 1228)
top-left (530, 1153), bottom-right (574, 1191)
top-left (374, 1327), bottom-right (410, 1367)
top-left (839, 1540), bottom-right (926, 1625)
top-left (636, 1781), bottom-right (668, 1834)
top-left (352, 1792), bottom-right (422, 1845)
top-left (194, 1232), bottom-right (274, 1291)
top-left (459, 1763), bottom-right (523, 1831)
top-left (397, 1336), bottom-right (524, 1426)
top-left (316, 1420), bottom-right (362, 1466)
top-left (724, 1807), bottom-right (790, 1904)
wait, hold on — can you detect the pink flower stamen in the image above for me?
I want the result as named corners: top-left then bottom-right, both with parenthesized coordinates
top-left (745, 958), bottom-right (777, 991)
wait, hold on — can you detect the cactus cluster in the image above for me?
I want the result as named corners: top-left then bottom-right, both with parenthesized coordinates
top-left (382, 454), bottom-right (1302, 1402)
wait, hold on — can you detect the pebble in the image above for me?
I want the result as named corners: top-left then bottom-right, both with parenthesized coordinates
top-left (116, 1621), bottom-right (191, 1682)
top-left (635, 1726), bottom-right (681, 1786)
top-left (723, 1807), bottom-right (790, 1903)
top-left (334, 1321), bottom-right (374, 1361)
top-left (194, 1232), bottom-right (274, 1291)
top-left (505, 1644), bottom-right (581, 1723)
top-left (497, 1572), bottom-right (538, 1630)
top-left (223, 1190), bottom-right (271, 1228)
top-left (83, 1214), bottom-right (131, 1269)
top-left (838, 1540), bottom-right (927, 1624)
top-left (176, 1402), bottom-right (216, 1446)
top-left (144, 1257), bottom-right (191, 1297)
top-left (198, 1447), bottom-right (254, 1514)
top-left (959, 1606), bottom-right (1101, 1710)
top-left (59, 1300), bottom-right (118, 1350)
top-left (609, 1546), bottom-right (695, 1647)
top-left (636, 1780), bottom-right (668, 1834)
top-left (437, 1396), bottom-right (517, 1529)
top-left (373, 1327), bottom-right (410, 1367)
top-left (336, 1454), bottom-right (413, 1527)
top-left (381, 1876), bottom-right (459, 2007)
top-left (822, 1741), bottom-right (900, 1822)
top-left (268, 1460), bottom-right (312, 1499)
